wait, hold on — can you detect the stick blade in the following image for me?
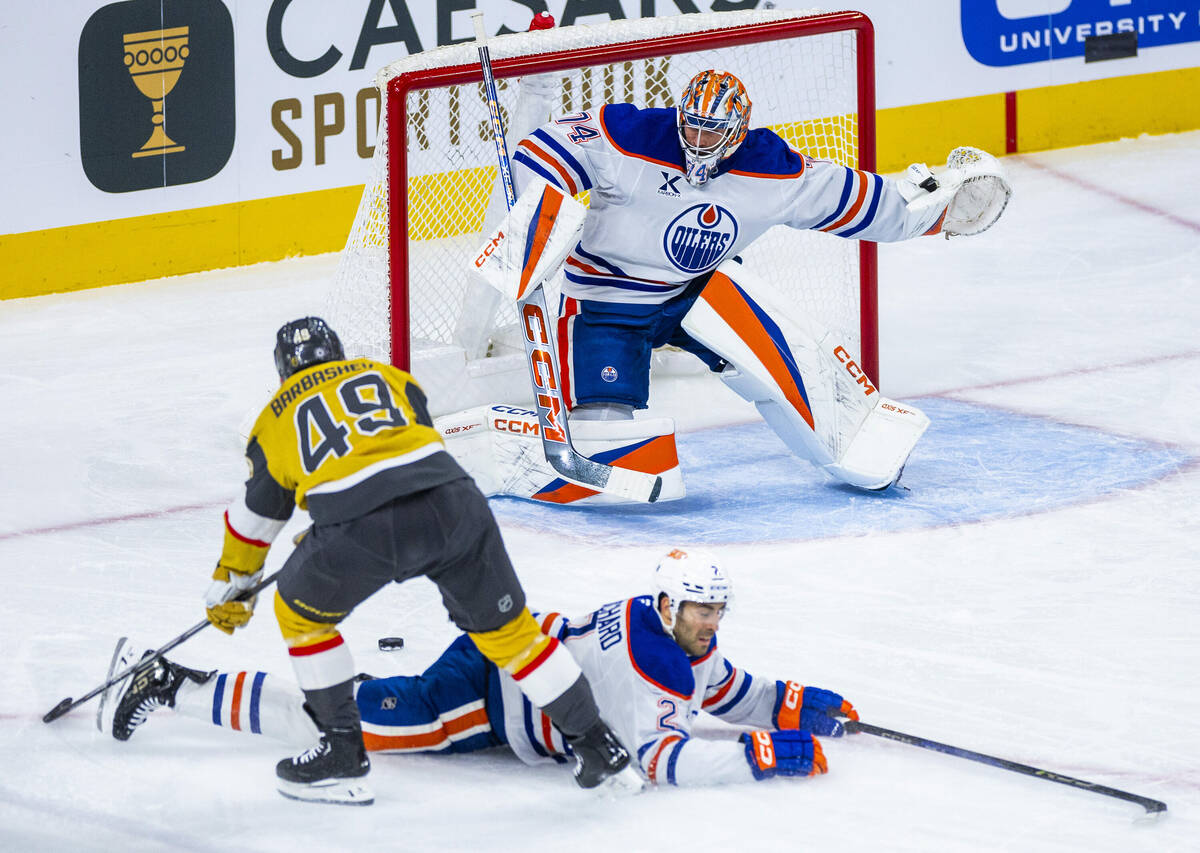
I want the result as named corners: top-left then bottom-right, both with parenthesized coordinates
top-left (1141, 800), bottom-right (1168, 816)
top-left (43, 697), bottom-right (74, 724)
top-left (600, 466), bottom-right (664, 503)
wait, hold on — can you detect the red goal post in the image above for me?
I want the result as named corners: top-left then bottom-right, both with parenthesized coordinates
top-left (328, 9), bottom-right (878, 417)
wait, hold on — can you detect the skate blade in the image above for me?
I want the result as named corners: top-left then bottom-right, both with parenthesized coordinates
top-left (277, 778), bottom-right (374, 806)
top-left (97, 637), bottom-right (132, 734)
top-left (596, 764), bottom-right (646, 797)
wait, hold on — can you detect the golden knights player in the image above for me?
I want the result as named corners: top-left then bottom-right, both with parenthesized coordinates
top-left (198, 317), bottom-right (641, 804)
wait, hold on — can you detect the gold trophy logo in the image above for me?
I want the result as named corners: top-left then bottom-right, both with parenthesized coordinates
top-left (123, 27), bottom-right (189, 158)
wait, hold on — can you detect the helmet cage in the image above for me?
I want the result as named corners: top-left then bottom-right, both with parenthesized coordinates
top-left (676, 71), bottom-right (752, 186)
top-left (274, 317), bottom-right (345, 381)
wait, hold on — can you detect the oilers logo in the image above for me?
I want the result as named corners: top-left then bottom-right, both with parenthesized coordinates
top-left (663, 203), bottom-right (738, 275)
top-left (601, 366), bottom-right (618, 383)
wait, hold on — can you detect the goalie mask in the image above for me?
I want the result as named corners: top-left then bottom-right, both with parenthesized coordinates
top-left (273, 316), bottom-right (345, 381)
top-left (652, 547), bottom-right (733, 626)
top-left (676, 70), bottom-right (752, 187)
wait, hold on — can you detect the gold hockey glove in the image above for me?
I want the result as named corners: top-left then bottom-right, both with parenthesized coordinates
top-left (204, 564), bottom-right (263, 634)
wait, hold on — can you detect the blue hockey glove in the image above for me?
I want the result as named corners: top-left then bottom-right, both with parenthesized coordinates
top-left (776, 681), bottom-right (859, 737)
top-left (740, 729), bottom-right (827, 780)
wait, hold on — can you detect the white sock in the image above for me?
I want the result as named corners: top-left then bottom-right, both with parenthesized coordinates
top-left (174, 671), bottom-right (320, 747)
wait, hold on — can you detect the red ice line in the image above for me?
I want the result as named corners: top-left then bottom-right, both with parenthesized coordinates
top-left (929, 349), bottom-right (1200, 398)
top-left (1018, 156), bottom-right (1200, 234)
top-left (0, 501), bottom-right (227, 544)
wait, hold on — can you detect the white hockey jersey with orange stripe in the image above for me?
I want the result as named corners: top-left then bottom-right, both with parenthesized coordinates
top-left (497, 596), bottom-right (797, 786)
top-left (512, 104), bottom-right (946, 305)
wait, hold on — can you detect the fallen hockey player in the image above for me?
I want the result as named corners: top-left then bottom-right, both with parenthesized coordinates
top-left (102, 548), bottom-right (857, 787)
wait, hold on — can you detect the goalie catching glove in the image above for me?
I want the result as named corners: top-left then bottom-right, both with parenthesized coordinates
top-left (204, 565), bottom-right (262, 634)
top-left (741, 730), bottom-right (827, 779)
top-left (899, 146), bottom-right (1012, 237)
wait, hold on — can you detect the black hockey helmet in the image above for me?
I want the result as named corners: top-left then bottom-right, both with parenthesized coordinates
top-left (273, 316), bottom-right (345, 381)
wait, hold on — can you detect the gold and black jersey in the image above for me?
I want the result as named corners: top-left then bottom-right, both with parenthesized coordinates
top-left (245, 358), bottom-right (466, 525)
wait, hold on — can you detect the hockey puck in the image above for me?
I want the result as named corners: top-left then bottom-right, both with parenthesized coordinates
top-left (377, 636), bottom-right (405, 651)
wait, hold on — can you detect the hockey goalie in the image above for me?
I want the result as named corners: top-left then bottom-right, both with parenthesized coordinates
top-left (445, 60), bottom-right (1011, 505)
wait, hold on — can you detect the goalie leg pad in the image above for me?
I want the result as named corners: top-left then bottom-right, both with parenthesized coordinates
top-left (826, 398), bottom-right (929, 489)
top-left (681, 269), bottom-right (834, 470)
top-left (436, 405), bottom-right (684, 504)
top-left (683, 265), bottom-right (927, 490)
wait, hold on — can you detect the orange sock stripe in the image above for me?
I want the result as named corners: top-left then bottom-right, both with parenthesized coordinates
top-left (230, 671), bottom-right (247, 731)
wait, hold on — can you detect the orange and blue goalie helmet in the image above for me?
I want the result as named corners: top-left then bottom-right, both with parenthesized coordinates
top-left (676, 70), bottom-right (752, 187)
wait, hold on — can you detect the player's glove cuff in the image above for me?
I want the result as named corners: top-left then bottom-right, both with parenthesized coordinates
top-left (204, 565), bottom-right (261, 634)
top-left (741, 730), bottom-right (827, 780)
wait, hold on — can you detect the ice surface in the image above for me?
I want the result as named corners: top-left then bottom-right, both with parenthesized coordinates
top-left (3, 132), bottom-right (1199, 852)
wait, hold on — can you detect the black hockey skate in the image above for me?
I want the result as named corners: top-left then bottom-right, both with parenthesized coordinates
top-left (108, 650), bottom-right (213, 741)
top-left (567, 720), bottom-right (645, 794)
top-left (276, 728), bottom-right (374, 806)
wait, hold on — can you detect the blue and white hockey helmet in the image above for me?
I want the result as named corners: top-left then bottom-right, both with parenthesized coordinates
top-left (652, 547), bottom-right (733, 620)
top-left (676, 70), bottom-right (752, 187)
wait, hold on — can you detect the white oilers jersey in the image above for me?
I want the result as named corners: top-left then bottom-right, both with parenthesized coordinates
top-left (497, 596), bottom-right (788, 786)
top-left (512, 104), bottom-right (946, 305)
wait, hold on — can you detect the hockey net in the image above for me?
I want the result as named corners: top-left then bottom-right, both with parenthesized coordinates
top-left (328, 9), bottom-right (877, 417)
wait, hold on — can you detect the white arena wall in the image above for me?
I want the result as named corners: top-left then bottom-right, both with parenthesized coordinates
top-left (2, 0), bottom-right (1198, 299)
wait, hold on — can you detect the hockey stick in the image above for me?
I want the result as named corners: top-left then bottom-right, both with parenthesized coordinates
top-left (42, 569), bottom-right (282, 724)
top-left (470, 12), bottom-right (662, 504)
top-left (846, 719), bottom-right (1167, 816)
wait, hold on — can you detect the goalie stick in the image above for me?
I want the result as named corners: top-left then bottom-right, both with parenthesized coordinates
top-left (470, 12), bottom-right (662, 504)
top-left (42, 569), bottom-right (282, 724)
top-left (846, 720), bottom-right (1167, 816)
